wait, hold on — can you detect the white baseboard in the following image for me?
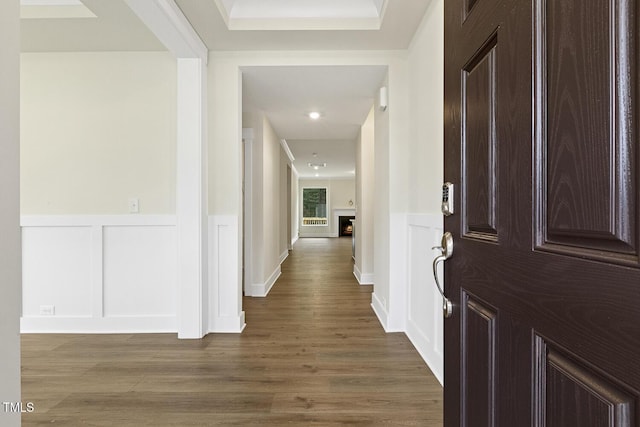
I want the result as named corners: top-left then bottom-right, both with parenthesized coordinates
top-left (370, 292), bottom-right (389, 331)
top-left (298, 232), bottom-right (335, 238)
top-left (353, 264), bottom-right (374, 285)
top-left (209, 312), bottom-right (246, 334)
top-left (20, 315), bottom-right (177, 334)
top-left (291, 235), bottom-right (299, 247)
top-left (250, 265), bottom-right (281, 297)
top-left (406, 318), bottom-right (444, 386)
top-left (280, 249), bottom-right (289, 264)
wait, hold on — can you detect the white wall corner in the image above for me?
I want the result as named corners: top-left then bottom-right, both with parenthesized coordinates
top-left (125, 0), bottom-right (208, 61)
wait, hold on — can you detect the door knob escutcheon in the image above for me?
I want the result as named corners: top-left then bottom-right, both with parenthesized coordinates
top-left (432, 232), bottom-right (454, 318)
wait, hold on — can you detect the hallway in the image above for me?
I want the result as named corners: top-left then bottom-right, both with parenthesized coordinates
top-left (21, 237), bottom-right (443, 425)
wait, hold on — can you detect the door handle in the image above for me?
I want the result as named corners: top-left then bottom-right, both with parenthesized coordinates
top-left (432, 232), bottom-right (454, 318)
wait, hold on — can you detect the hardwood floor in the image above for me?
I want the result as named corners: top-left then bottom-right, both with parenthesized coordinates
top-left (21, 237), bottom-right (443, 426)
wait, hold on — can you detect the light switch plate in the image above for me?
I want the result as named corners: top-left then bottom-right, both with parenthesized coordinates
top-left (128, 197), bottom-right (139, 213)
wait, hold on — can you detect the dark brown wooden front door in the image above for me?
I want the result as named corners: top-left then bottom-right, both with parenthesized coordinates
top-left (444, 0), bottom-right (640, 425)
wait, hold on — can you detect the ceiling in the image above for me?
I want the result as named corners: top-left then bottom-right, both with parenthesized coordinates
top-left (242, 65), bottom-right (387, 178)
top-left (20, 0), bottom-right (431, 179)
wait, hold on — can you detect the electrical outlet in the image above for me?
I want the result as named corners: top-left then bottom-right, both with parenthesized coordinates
top-left (39, 305), bottom-right (55, 316)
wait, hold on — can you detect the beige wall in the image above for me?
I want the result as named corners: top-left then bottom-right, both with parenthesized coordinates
top-left (20, 52), bottom-right (177, 215)
top-left (208, 56), bottom-right (241, 215)
top-left (373, 71), bottom-right (391, 312)
top-left (408, 0), bottom-right (444, 214)
top-left (242, 112), bottom-right (289, 289)
top-left (0, 1), bottom-right (21, 425)
top-left (355, 106), bottom-right (375, 281)
top-left (262, 117), bottom-right (284, 278)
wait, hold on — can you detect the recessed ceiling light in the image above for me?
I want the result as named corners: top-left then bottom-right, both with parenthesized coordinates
top-left (307, 162), bottom-right (326, 169)
top-left (309, 112), bottom-right (321, 120)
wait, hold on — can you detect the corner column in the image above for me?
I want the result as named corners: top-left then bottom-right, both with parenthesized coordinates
top-left (176, 58), bottom-right (208, 338)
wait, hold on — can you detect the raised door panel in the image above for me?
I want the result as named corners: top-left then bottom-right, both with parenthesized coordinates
top-left (463, 36), bottom-right (499, 241)
top-left (461, 293), bottom-right (496, 427)
top-left (534, 336), bottom-right (636, 427)
top-left (534, 0), bottom-right (639, 265)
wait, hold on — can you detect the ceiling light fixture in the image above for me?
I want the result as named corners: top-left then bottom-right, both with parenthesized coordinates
top-left (308, 111), bottom-right (321, 120)
top-left (308, 162), bottom-right (326, 170)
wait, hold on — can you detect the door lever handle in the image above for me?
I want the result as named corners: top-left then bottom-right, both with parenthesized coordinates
top-left (432, 232), bottom-right (453, 318)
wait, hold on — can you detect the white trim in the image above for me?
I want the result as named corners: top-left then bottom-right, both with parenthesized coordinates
top-left (21, 215), bottom-right (176, 227)
top-left (279, 138), bottom-right (295, 163)
top-left (370, 292), bottom-right (389, 330)
top-left (21, 315), bottom-right (177, 334)
top-left (125, 0), bottom-right (208, 61)
top-left (250, 264), bottom-right (281, 297)
top-left (353, 264), bottom-right (374, 285)
top-left (291, 235), bottom-right (299, 246)
top-left (298, 232), bottom-right (335, 238)
top-left (300, 185), bottom-right (330, 227)
top-left (280, 249), bottom-right (289, 265)
top-left (209, 313), bottom-right (246, 333)
top-left (406, 317), bottom-right (444, 386)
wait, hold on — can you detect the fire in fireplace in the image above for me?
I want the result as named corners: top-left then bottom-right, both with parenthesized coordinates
top-left (339, 216), bottom-right (355, 237)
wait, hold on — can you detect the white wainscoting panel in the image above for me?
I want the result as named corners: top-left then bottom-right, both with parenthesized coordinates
top-left (21, 215), bottom-right (178, 333)
top-left (406, 213), bottom-right (444, 385)
top-left (208, 215), bottom-right (245, 333)
top-left (103, 225), bottom-right (177, 317)
top-left (22, 226), bottom-right (93, 318)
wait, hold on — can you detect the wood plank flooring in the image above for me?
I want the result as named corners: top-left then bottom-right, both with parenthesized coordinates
top-left (21, 237), bottom-right (443, 426)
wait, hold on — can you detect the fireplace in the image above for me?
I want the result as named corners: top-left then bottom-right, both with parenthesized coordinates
top-left (339, 216), bottom-right (355, 237)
